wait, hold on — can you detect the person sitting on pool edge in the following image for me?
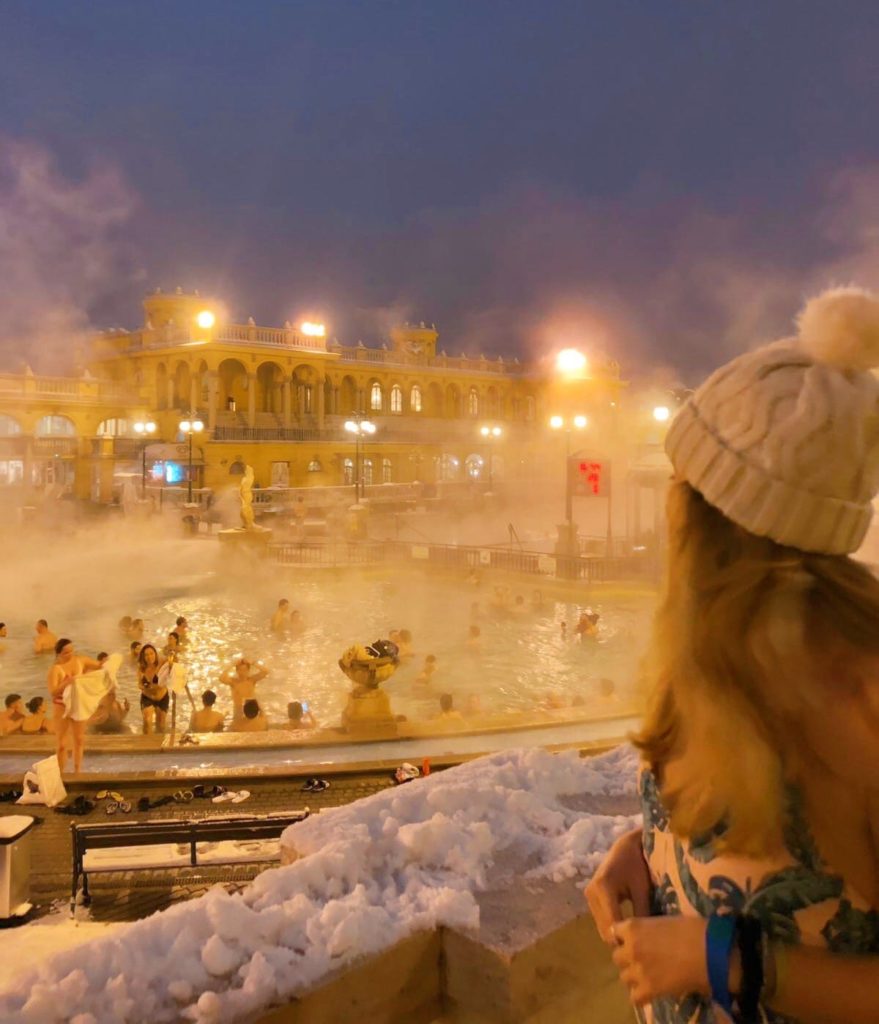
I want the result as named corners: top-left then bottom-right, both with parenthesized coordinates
top-left (189, 690), bottom-right (225, 733)
top-left (0, 693), bottom-right (25, 735)
top-left (286, 700), bottom-right (317, 730)
top-left (234, 698), bottom-right (268, 732)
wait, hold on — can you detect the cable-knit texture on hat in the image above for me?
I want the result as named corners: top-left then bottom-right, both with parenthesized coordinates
top-left (666, 326), bottom-right (879, 555)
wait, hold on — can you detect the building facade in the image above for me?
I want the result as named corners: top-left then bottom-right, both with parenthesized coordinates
top-left (1, 289), bottom-right (634, 510)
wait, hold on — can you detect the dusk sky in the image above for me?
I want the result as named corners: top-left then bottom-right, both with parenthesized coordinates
top-left (1, 1), bottom-right (879, 376)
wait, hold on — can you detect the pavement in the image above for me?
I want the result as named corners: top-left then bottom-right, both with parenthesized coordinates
top-left (0, 768), bottom-right (399, 924)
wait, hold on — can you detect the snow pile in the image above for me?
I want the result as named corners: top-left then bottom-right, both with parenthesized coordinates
top-left (0, 745), bottom-right (638, 1024)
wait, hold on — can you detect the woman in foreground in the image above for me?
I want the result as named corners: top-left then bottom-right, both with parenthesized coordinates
top-left (587, 286), bottom-right (879, 1023)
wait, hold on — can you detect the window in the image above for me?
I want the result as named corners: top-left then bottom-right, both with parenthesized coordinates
top-left (0, 415), bottom-right (21, 437)
top-left (35, 415), bottom-right (75, 437)
top-left (343, 458), bottom-right (354, 485)
top-left (0, 459), bottom-right (23, 484)
top-left (370, 382), bottom-right (383, 411)
top-left (382, 457), bottom-right (393, 483)
top-left (97, 418), bottom-right (129, 437)
top-left (467, 389), bottom-right (479, 417)
top-left (362, 458), bottom-right (374, 486)
top-left (410, 385), bottom-right (422, 413)
top-left (303, 385), bottom-right (313, 414)
top-left (390, 385), bottom-right (403, 414)
top-left (307, 458), bottom-right (323, 473)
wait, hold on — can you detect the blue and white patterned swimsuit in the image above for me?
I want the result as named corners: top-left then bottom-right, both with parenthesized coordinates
top-left (639, 768), bottom-right (879, 1024)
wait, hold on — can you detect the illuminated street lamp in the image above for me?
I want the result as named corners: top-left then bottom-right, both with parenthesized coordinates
top-left (344, 414), bottom-right (377, 502)
top-left (549, 414), bottom-right (588, 523)
top-left (178, 417), bottom-right (204, 502)
top-left (653, 405), bottom-right (670, 423)
top-left (555, 348), bottom-right (588, 377)
top-left (479, 424), bottom-right (503, 492)
top-left (132, 420), bottom-right (157, 498)
top-left (300, 321), bottom-right (326, 338)
top-left (195, 310), bottom-right (215, 330)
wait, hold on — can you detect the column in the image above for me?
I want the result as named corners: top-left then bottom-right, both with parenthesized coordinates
top-left (317, 377), bottom-right (325, 430)
top-left (207, 372), bottom-right (219, 431)
top-left (247, 374), bottom-right (256, 428)
top-left (189, 374), bottom-right (199, 417)
top-left (282, 379), bottom-right (292, 428)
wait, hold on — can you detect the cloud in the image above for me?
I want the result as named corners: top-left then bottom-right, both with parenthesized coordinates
top-left (0, 137), bottom-right (140, 372)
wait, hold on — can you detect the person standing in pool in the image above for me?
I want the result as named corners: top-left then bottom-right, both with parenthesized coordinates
top-left (33, 619), bottom-right (58, 654)
top-left (48, 638), bottom-right (103, 773)
top-left (137, 643), bottom-right (170, 735)
top-left (220, 657), bottom-right (269, 720)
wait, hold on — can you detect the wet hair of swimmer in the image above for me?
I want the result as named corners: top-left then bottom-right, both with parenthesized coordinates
top-left (288, 701), bottom-right (303, 720)
top-left (167, 631), bottom-right (180, 643)
top-left (97, 652), bottom-right (108, 662)
top-left (176, 616), bottom-right (187, 627)
top-left (5, 693), bottom-right (22, 708)
top-left (439, 692), bottom-right (454, 713)
top-left (37, 619), bottom-right (48, 628)
top-left (130, 641), bottom-right (141, 653)
top-left (243, 699), bottom-right (260, 719)
top-left (278, 599), bottom-right (289, 608)
top-left (202, 690), bottom-right (217, 707)
top-left (54, 637), bottom-right (72, 656)
top-left (26, 696), bottom-right (43, 714)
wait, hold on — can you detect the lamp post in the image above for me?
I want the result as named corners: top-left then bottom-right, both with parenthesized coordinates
top-left (548, 414), bottom-right (588, 523)
top-left (343, 413), bottom-right (376, 503)
top-left (132, 420), bottom-right (157, 498)
top-left (478, 424), bottom-right (503, 493)
top-left (178, 417), bottom-right (204, 502)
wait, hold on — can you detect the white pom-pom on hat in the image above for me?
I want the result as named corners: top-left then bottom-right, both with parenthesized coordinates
top-left (797, 285), bottom-right (879, 371)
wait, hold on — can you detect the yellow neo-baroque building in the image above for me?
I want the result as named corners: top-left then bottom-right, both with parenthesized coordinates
top-left (0, 289), bottom-right (631, 511)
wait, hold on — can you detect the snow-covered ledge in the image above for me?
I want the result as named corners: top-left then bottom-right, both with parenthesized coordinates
top-left (0, 747), bottom-right (640, 1024)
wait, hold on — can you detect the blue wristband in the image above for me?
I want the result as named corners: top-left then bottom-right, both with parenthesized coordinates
top-left (706, 914), bottom-right (736, 1014)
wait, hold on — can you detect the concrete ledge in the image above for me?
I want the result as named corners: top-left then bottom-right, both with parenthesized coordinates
top-left (249, 931), bottom-right (442, 1024)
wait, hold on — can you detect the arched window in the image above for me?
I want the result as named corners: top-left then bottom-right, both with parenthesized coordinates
top-left (307, 458), bottom-right (323, 473)
top-left (410, 384), bottom-right (422, 413)
top-left (382, 457), bottom-right (393, 483)
top-left (0, 415), bottom-right (21, 437)
top-left (440, 454), bottom-right (460, 481)
top-left (229, 461), bottom-right (245, 476)
top-left (390, 385), bottom-right (403, 414)
top-left (343, 458), bottom-right (354, 485)
top-left (97, 418), bottom-right (129, 437)
top-left (35, 415), bottom-right (75, 437)
top-left (370, 382), bottom-right (383, 412)
top-left (362, 458), bottom-right (374, 486)
top-left (467, 389), bottom-right (479, 417)
top-left (465, 454), bottom-right (484, 479)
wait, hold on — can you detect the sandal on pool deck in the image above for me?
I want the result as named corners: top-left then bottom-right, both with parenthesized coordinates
top-left (301, 778), bottom-right (330, 793)
top-left (230, 790), bottom-right (251, 804)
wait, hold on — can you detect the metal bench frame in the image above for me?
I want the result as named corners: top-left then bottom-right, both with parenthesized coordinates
top-left (70, 811), bottom-right (308, 913)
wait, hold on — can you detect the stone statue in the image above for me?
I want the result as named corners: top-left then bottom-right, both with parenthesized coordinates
top-left (239, 464), bottom-right (255, 530)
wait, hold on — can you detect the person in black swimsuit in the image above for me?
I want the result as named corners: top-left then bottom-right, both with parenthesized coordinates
top-left (138, 643), bottom-right (169, 734)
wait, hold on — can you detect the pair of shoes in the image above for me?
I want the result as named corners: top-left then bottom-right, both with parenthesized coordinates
top-left (173, 790), bottom-right (194, 803)
top-left (212, 789), bottom-right (251, 804)
top-left (392, 763), bottom-right (421, 785)
top-left (137, 794), bottom-right (175, 812)
top-left (54, 795), bottom-right (95, 816)
top-left (179, 734), bottom-right (200, 746)
top-left (105, 800), bottom-right (132, 815)
top-left (96, 790), bottom-right (123, 802)
top-left (301, 778), bottom-right (330, 793)
top-left (192, 784), bottom-right (226, 800)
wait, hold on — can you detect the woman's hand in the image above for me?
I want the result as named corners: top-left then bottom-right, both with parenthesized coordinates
top-left (611, 916), bottom-right (709, 1006)
top-left (585, 828), bottom-right (652, 944)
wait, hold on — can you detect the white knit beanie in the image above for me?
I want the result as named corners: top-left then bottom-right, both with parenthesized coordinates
top-left (665, 286), bottom-right (879, 555)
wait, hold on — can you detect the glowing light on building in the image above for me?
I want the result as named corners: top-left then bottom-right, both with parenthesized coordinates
top-left (195, 310), bottom-right (215, 329)
top-left (555, 348), bottom-right (587, 375)
top-left (653, 405), bottom-right (670, 422)
top-left (301, 321), bottom-right (326, 338)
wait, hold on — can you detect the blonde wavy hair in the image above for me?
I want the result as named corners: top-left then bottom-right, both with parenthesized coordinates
top-left (635, 481), bottom-right (879, 856)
